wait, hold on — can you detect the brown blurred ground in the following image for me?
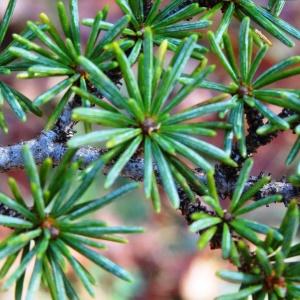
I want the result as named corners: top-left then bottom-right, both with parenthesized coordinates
top-left (0, 1), bottom-right (300, 299)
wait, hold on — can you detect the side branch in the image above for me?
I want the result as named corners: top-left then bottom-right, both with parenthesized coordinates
top-left (0, 132), bottom-right (145, 179)
top-left (0, 133), bottom-right (298, 203)
top-left (0, 99), bottom-right (299, 220)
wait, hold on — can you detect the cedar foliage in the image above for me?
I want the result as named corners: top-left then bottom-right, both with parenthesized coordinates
top-left (0, 0), bottom-right (300, 299)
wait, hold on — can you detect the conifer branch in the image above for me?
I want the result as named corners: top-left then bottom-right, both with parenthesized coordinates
top-left (0, 125), bottom-right (298, 205)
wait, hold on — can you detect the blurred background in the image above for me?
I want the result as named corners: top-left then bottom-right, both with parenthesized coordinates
top-left (0, 1), bottom-right (300, 299)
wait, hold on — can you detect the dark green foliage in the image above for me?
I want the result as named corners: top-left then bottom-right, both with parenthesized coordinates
top-left (0, 0), bottom-right (42, 132)
top-left (1, 0), bottom-right (300, 299)
top-left (0, 146), bottom-right (142, 299)
top-left (194, 16), bottom-right (300, 157)
top-left (216, 200), bottom-right (300, 300)
top-left (9, 0), bottom-right (131, 128)
top-left (67, 34), bottom-right (237, 209)
top-left (83, 0), bottom-right (211, 60)
top-left (190, 159), bottom-right (283, 261)
top-left (204, 0), bottom-right (300, 47)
